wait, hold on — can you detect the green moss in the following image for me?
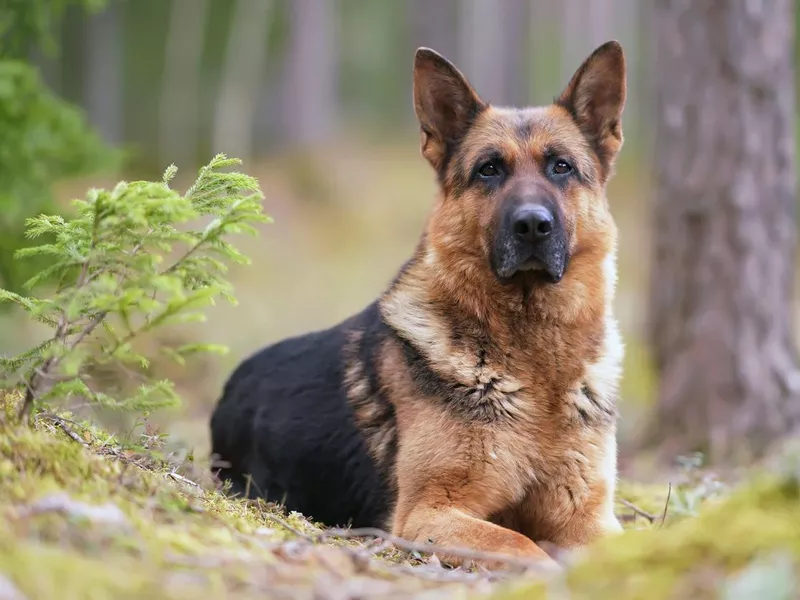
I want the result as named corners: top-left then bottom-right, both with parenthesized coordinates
top-left (618, 335), bottom-right (657, 408)
top-left (0, 406), bottom-right (475, 598)
top-left (0, 533), bottom-right (218, 600)
top-left (3, 388), bottom-right (799, 599)
top-left (615, 479), bottom-right (672, 521)
top-left (492, 472), bottom-right (800, 600)
top-left (0, 415), bottom-right (290, 598)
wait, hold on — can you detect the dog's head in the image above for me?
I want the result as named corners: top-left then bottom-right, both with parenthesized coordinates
top-left (413, 42), bottom-right (625, 288)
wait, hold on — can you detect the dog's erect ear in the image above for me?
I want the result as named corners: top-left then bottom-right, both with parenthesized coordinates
top-left (413, 48), bottom-right (485, 174)
top-left (557, 41), bottom-right (626, 176)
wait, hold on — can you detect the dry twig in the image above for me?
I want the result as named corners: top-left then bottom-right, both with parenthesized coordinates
top-left (262, 512), bottom-right (317, 542)
top-left (40, 413), bottom-right (89, 448)
top-left (659, 482), bottom-right (672, 529)
top-left (618, 498), bottom-right (657, 523)
top-left (320, 527), bottom-right (554, 574)
top-left (261, 514), bottom-right (557, 580)
top-left (167, 472), bottom-right (202, 489)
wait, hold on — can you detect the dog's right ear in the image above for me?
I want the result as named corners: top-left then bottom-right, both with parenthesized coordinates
top-left (413, 48), bottom-right (485, 174)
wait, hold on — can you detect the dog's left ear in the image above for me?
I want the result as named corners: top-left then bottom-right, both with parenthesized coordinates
top-left (413, 48), bottom-right (485, 174)
top-left (557, 41), bottom-right (626, 176)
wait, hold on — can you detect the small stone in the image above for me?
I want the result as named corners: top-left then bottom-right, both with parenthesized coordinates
top-left (426, 553), bottom-right (442, 568)
top-left (0, 575), bottom-right (27, 600)
top-left (25, 493), bottom-right (130, 529)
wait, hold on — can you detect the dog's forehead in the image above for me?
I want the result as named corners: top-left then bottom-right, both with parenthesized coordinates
top-left (453, 105), bottom-right (597, 183)
top-left (466, 105), bottom-right (590, 159)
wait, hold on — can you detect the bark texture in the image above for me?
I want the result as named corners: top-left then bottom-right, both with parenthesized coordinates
top-left (649, 0), bottom-right (800, 462)
top-left (212, 0), bottom-right (274, 162)
top-left (457, 0), bottom-right (528, 105)
top-left (282, 0), bottom-right (339, 147)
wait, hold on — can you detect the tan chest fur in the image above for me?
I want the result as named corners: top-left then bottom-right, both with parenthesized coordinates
top-left (374, 241), bottom-right (623, 548)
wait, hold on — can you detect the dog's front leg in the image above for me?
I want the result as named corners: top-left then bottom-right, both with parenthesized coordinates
top-left (393, 503), bottom-right (558, 570)
top-left (519, 456), bottom-right (623, 556)
top-left (387, 399), bottom-right (558, 570)
top-left (389, 431), bottom-right (560, 571)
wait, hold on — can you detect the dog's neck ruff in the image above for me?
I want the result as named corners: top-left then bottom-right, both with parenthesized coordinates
top-left (386, 240), bottom-right (614, 331)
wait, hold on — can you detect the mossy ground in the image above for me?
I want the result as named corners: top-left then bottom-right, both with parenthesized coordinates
top-left (2, 389), bottom-right (799, 600)
top-left (0, 399), bottom-right (492, 599)
top-left (493, 450), bottom-right (800, 600)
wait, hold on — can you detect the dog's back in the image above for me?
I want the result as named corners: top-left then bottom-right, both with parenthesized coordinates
top-left (210, 302), bottom-right (391, 527)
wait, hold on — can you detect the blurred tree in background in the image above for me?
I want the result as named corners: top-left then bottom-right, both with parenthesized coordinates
top-left (0, 0), bottom-right (118, 295)
top-left (45, 0), bottom-right (643, 169)
top-left (649, 0), bottom-right (800, 463)
top-left (6, 0), bottom-right (800, 461)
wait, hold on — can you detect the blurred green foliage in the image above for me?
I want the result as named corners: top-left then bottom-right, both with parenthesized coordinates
top-left (0, 0), bottom-right (118, 295)
top-left (0, 0), bottom-right (106, 57)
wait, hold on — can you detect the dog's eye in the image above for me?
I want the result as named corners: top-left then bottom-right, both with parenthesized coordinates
top-left (553, 160), bottom-right (573, 175)
top-left (478, 162), bottom-right (500, 178)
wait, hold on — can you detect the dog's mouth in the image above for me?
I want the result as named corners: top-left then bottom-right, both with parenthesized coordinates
top-left (517, 258), bottom-right (564, 282)
top-left (492, 247), bottom-right (568, 284)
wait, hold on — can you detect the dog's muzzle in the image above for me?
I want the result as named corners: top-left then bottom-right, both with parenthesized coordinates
top-left (491, 202), bottom-right (569, 283)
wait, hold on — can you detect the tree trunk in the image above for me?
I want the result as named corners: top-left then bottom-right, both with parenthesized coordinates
top-left (282, 0), bottom-right (338, 148)
top-left (457, 0), bottom-right (528, 106)
top-left (409, 0), bottom-right (458, 62)
top-left (649, 0), bottom-right (800, 463)
top-left (84, 0), bottom-right (123, 146)
top-left (211, 0), bottom-right (273, 162)
top-left (560, 0), bottom-right (616, 86)
top-left (159, 0), bottom-right (209, 169)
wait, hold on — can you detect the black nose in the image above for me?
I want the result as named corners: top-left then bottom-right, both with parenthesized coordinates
top-left (512, 205), bottom-right (554, 242)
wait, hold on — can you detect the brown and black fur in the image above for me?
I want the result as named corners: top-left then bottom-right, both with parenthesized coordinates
top-left (210, 41), bottom-right (627, 569)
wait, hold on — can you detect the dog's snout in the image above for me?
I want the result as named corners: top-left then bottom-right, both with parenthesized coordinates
top-left (512, 205), bottom-right (554, 242)
top-left (492, 191), bottom-right (567, 283)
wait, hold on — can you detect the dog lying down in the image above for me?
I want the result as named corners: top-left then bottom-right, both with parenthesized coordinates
top-left (210, 40), bottom-right (627, 571)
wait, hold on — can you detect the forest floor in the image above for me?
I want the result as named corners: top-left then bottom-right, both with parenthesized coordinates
top-left (4, 393), bottom-right (800, 600)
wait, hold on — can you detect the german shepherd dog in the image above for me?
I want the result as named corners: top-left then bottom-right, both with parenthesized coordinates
top-left (210, 41), bottom-right (626, 569)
